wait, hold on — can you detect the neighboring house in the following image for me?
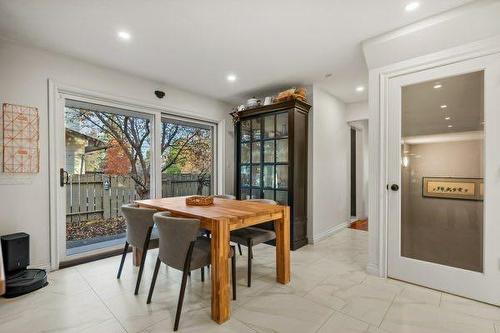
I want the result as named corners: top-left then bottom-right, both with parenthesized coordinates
top-left (65, 128), bottom-right (109, 174)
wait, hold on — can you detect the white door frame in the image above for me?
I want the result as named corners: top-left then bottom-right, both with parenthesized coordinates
top-left (48, 80), bottom-right (225, 270)
top-left (368, 35), bottom-right (500, 278)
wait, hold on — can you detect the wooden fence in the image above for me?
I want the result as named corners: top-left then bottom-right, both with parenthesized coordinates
top-left (66, 173), bottom-right (211, 223)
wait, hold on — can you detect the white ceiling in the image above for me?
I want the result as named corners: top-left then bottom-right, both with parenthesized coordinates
top-left (402, 71), bottom-right (483, 137)
top-left (0, 0), bottom-right (474, 104)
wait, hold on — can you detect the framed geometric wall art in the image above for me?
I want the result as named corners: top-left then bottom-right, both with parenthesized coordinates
top-left (2, 103), bottom-right (40, 173)
top-left (422, 177), bottom-right (483, 201)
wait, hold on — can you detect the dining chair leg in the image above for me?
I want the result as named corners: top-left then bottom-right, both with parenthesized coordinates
top-left (231, 246), bottom-right (236, 300)
top-left (147, 257), bottom-right (161, 304)
top-left (201, 266), bottom-right (204, 282)
top-left (117, 241), bottom-right (129, 279)
top-left (237, 243), bottom-right (243, 256)
top-left (247, 240), bottom-right (252, 287)
top-left (135, 226), bottom-right (153, 295)
top-left (174, 241), bottom-right (195, 331)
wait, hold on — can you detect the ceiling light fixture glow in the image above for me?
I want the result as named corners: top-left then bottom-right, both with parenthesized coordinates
top-left (355, 85), bottom-right (365, 92)
top-left (448, 125), bottom-right (453, 128)
top-left (226, 74), bottom-right (237, 82)
top-left (440, 105), bottom-right (447, 109)
top-left (117, 31), bottom-right (131, 41)
top-left (405, 2), bottom-right (420, 11)
top-left (433, 83), bottom-right (442, 89)
top-left (445, 117), bottom-right (451, 120)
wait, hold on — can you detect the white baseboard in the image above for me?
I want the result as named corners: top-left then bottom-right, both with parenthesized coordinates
top-left (311, 221), bottom-right (349, 244)
top-left (366, 263), bottom-right (381, 276)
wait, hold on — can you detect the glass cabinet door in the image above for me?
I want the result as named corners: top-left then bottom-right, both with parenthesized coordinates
top-left (238, 111), bottom-right (289, 205)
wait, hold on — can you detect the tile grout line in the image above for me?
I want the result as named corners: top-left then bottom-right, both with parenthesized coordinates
top-left (377, 290), bottom-right (398, 329)
top-left (76, 266), bottom-right (130, 333)
top-left (312, 309), bottom-right (338, 333)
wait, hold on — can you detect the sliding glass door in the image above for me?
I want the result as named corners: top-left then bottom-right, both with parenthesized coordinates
top-left (63, 100), bottom-right (152, 256)
top-left (56, 97), bottom-right (218, 263)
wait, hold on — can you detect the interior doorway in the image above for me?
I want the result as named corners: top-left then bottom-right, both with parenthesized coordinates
top-left (349, 121), bottom-right (369, 231)
top-left (350, 128), bottom-right (357, 217)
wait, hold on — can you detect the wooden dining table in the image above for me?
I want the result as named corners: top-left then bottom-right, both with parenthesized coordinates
top-left (135, 196), bottom-right (291, 324)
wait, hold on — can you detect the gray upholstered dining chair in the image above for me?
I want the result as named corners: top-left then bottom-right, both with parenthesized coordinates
top-left (147, 212), bottom-right (237, 331)
top-left (213, 194), bottom-right (236, 200)
top-left (230, 199), bottom-right (278, 287)
top-left (117, 203), bottom-right (160, 295)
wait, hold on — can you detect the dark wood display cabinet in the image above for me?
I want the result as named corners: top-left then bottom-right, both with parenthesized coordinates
top-left (234, 99), bottom-right (311, 250)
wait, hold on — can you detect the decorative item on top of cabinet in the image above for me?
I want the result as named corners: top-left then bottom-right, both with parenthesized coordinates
top-left (234, 99), bottom-right (311, 250)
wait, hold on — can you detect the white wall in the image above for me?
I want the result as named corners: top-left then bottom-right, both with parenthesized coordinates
top-left (0, 39), bottom-right (233, 269)
top-left (309, 86), bottom-right (350, 243)
top-left (346, 102), bottom-right (368, 122)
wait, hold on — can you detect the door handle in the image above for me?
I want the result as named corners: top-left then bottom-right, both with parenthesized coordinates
top-left (59, 168), bottom-right (68, 187)
top-left (390, 184), bottom-right (399, 191)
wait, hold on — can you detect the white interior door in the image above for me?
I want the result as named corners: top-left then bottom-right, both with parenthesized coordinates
top-left (387, 53), bottom-right (500, 306)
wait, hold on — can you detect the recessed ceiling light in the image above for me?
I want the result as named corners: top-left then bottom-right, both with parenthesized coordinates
top-left (448, 125), bottom-right (453, 128)
top-left (355, 85), bottom-right (365, 92)
top-left (226, 74), bottom-right (237, 82)
top-left (440, 105), bottom-right (447, 109)
top-left (117, 31), bottom-right (131, 41)
top-left (433, 83), bottom-right (442, 89)
top-left (445, 116), bottom-right (451, 120)
top-left (405, 2), bottom-right (420, 12)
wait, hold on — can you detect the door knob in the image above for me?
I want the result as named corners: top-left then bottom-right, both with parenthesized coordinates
top-left (390, 184), bottom-right (399, 191)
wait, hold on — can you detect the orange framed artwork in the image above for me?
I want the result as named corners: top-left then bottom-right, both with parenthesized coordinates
top-left (2, 103), bottom-right (39, 173)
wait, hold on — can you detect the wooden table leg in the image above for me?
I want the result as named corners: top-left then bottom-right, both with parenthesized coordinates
top-left (132, 246), bottom-right (142, 267)
top-left (210, 218), bottom-right (230, 324)
top-left (275, 206), bottom-right (291, 284)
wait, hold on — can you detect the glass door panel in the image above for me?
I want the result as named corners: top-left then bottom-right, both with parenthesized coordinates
top-left (241, 188), bottom-right (251, 200)
top-left (276, 190), bottom-right (288, 205)
top-left (252, 189), bottom-right (262, 199)
top-left (400, 71), bottom-right (484, 272)
top-left (264, 115), bottom-right (275, 139)
top-left (241, 120), bottom-right (251, 142)
top-left (251, 165), bottom-right (261, 187)
top-left (276, 139), bottom-right (288, 163)
top-left (263, 165), bottom-right (274, 188)
top-left (64, 100), bottom-right (152, 256)
top-left (276, 165), bottom-right (288, 189)
top-left (252, 118), bottom-right (261, 140)
top-left (263, 190), bottom-right (274, 200)
top-left (241, 142), bottom-right (250, 163)
top-left (241, 165), bottom-right (250, 186)
top-left (263, 141), bottom-right (275, 163)
top-left (276, 113), bottom-right (288, 137)
top-left (252, 142), bottom-right (261, 163)
top-left (161, 118), bottom-right (214, 197)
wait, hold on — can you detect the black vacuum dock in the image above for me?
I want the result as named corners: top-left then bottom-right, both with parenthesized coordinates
top-left (1, 232), bottom-right (48, 298)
